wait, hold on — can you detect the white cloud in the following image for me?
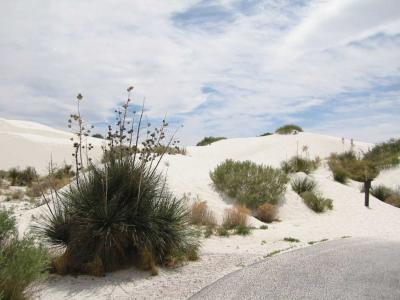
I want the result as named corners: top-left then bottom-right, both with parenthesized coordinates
top-left (0, 0), bottom-right (399, 145)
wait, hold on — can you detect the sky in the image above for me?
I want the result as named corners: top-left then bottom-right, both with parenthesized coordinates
top-left (0, 0), bottom-right (399, 145)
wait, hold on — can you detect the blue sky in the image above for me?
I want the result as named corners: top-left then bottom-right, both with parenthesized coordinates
top-left (0, 0), bottom-right (399, 145)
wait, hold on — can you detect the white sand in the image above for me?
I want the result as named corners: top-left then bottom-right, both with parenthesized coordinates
top-left (0, 118), bottom-right (104, 174)
top-left (0, 119), bottom-right (399, 300)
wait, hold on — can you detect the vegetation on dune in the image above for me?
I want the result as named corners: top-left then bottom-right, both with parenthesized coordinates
top-left (36, 88), bottom-right (199, 276)
top-left (291, 177), bottom-right (333, 213)
top-left (328, 151), bottom-right (379, 184)
top-left (4, 167), bottom-right (36, 187)
top-left (256, 203), bottom-right (277, 223)
top-left (369, 185), bottom-right (400, 208)
top-left (291, 177), bottom-right (317, 194)
top-left (190, 201), bottom-right (216, 226)
top-left (364, 138), bottom-right (400, 170)
top-left (259, 132), bottom-right (273, 137)
top-left (222, 206), bottom-right (252, 236)
top-left (210, 159), bottom-right (288, 210)
top-left (275, 124), bottom-right (303, 135)
top-left (0, 209), bottom-right (50, 300)
top-left (281, 156), bottom-right (320, 174)
top-left (300, 191), bottom-right (333, 213)
top-left (196, 136), bottom-right (226, 146)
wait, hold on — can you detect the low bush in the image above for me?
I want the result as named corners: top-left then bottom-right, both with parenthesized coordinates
top-left (190, 201), bottom-right (216, 226)
top-left (386, 195), bottom-right (400, 208)
top-left (300, 191), bottom-right (333, 213)
top-left (259, 132), bottom-right (273, 137)
top-left (235, 224), bottom-right (251, 236)
top-left (196, 136), bottom-right (226, 146)
top-left (281, 156), bottom-right (319, 174)
top-left (7, 167), bottom-right (36, 186)
top-left (210, 159), bottom-right (288, 209)
top-left (256, 203), bottom-right (277, 223)
top-left (0, 209), bottom-right (50, 300)
top-left (259, 225), bottom-right (268, 230)
top-left (328, 151), bottom-right (379, 183)
top-left (283, 237), bottom-right (300, 243)
top-left (364, 138), bottom-right (400, 169)
top-left (291, 177), bottom-right (317, 194)
top-left (370, 185), bottom-right (394, 201)
top-left (275, 124), bottom-right (303, 135)
top-left (222, 206), bottom-right (249, 229)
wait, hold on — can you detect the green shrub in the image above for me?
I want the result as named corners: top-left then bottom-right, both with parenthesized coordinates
top-left (300, 191), bottom-right (333, 213)
top-left (259, 132), bottom-right (273, 137)
top-left (370, 185), bottom-right (394, 201)
top-left (291, 177), bottom-right (317, 194)
top-left (234, 224), bottom-right (251, 236)
top-left (216, 226), bottom-right (229, 237)
top-left (281, 156), bottom-right (320, 174)
top-left (196, 136), bottom-right (226, 146)
top-left (259, 225), bottom-right (268, 230)
top-left (328, 151), bottom-right (379, 183)
top-left (364, 138), bottom-right (400, 169)
top-left (210, 159), bottom-right (288, 209)
top-left (91, 133), bottom-right (104, 139)
top-left (0, 209), bottom-right (50, 300)
top-left (283, 237), bottom-right (300, 243)
top-left (7, 167), bottom-right (36, 186)
top-left (275, 124), bottom-right (303, 135)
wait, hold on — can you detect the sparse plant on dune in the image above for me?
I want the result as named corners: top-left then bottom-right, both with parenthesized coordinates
top-left (36, 88), bottom-right (199, 276)
top-left (222, 206), bottom-right (249, 230)
top-left (364, 138), bottom-right (400, 170)
top-left (291, 177), bottom-right (317, 194)
top-left (275, 124), bottom-right (303, 135)
top-left (370, 185), bottom-right (394, 201)
top-left (196, 136), bottom-right (226, 146)
top-left (190, 201), bottom-right (216, 226)
top-left (300, 191), bottom-right (333, 213)
top-left (281, 156), bottom-right (319, 174)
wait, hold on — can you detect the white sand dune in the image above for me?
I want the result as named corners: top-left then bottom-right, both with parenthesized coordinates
top-left (0, 118), bottom-right (104, 173)
top-left (0, 119), bottom-right (399, 300)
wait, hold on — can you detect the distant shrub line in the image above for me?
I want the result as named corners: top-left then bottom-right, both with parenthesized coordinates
top-left (196, 136), bottom-right (226, 146)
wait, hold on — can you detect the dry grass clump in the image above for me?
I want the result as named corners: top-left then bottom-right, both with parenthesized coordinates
top-left (190, 201), bottom-right (216, 226)
top-left (275, 124), bottom-right (303, 135)
top-left (256, 203), bottom-right (277, 223)
top-left (386, 195), bottom-right (400, 208)
top-left (222, 206), bottom-right (250, 229)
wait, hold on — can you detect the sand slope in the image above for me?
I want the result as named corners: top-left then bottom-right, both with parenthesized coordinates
top-left (0, 118), bottom-right (103, 173)
top-left (0, 119), bottom-right (399, 300)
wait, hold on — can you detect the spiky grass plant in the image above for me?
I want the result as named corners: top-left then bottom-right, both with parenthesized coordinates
top-left (36, 88), bottom-right (199, 276)
top-left (291, 177), bottom-right (317, 194)
top-left (300, 191), bottom-right (333, 213)
top-left (370, 185), bottom-right (394, 201)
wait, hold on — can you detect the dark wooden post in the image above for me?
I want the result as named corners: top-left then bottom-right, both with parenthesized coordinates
top-left (364, 179), bottom-right (371, 207)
